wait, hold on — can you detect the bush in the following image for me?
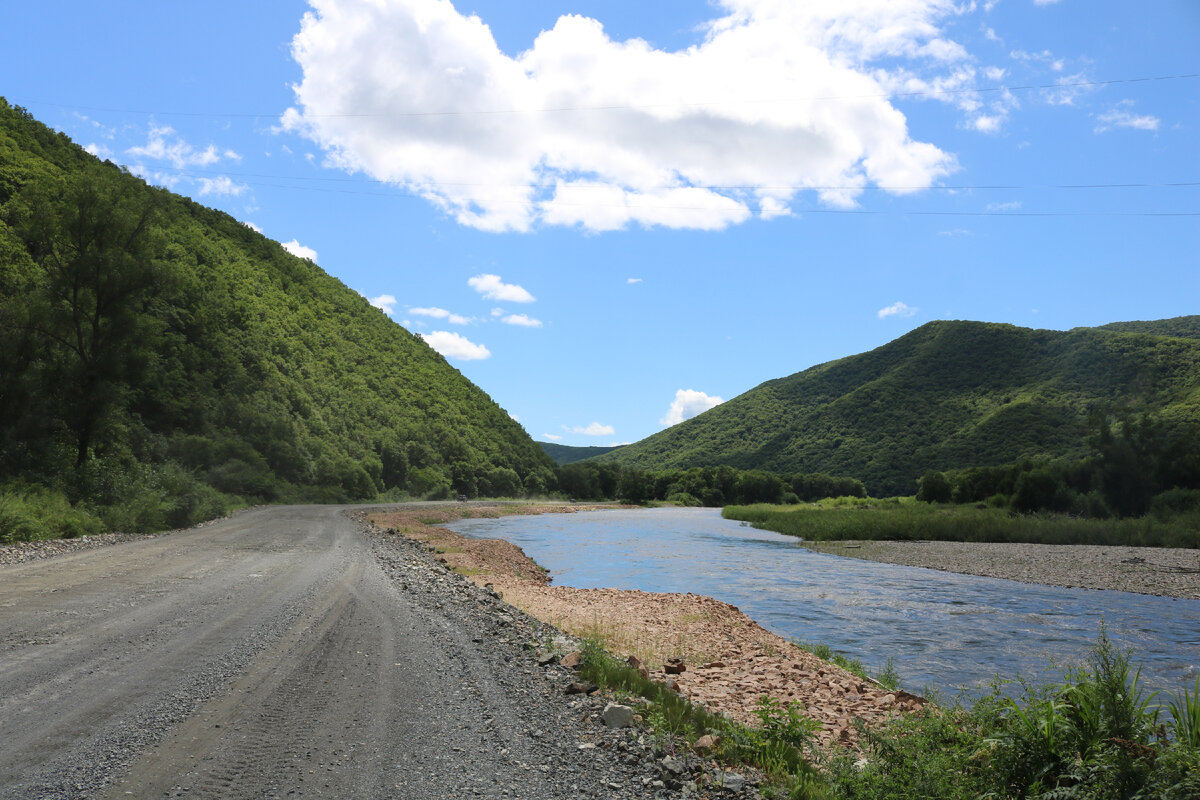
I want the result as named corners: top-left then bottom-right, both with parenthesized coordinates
top-left (0, 484), bottom-right (105, 542)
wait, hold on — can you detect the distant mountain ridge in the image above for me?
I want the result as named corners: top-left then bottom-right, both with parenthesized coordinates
top-left (539, 442), bottom-right (625, 465)
top-left (595, 318), bottom-right (1200, 495)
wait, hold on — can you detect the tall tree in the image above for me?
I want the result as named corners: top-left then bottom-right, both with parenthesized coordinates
top-left (14, 164), bottom-right (166, 469)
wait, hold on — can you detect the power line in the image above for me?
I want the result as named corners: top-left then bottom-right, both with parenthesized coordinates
top-left (28, 72), bottom-right (1200, 119)
top-left (162, 165), bottom-right (1200, 193)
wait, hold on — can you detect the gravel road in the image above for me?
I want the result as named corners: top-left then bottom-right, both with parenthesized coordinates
top-left (0, 505), bottom-right (677, 800)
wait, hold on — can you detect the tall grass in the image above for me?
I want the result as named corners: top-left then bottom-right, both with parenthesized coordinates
top-left (724, 501), bottom-right (1200, 548)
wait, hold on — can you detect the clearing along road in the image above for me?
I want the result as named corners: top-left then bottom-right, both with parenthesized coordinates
top-left (0, 505), bottom-right (657, 800)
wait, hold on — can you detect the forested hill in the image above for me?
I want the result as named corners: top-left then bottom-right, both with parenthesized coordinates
top-left (595, 319), bottom-right (1200, 496)
top-left (0, 98), bottom-right (554, 531)
top-left (539, 442), bottom-right (624, 465)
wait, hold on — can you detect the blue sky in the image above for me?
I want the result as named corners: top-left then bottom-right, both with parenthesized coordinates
top-left (2, 1), bottom-right (1197, 446)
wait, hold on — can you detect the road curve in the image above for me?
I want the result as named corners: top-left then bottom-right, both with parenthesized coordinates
top-left (0, 505), bottom-right (653, 799)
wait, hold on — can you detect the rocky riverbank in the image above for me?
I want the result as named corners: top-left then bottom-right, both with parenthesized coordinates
top-left (366, 504), bottom-right (925, 752)
top-left (801, 539), bottom-right (1200, 599)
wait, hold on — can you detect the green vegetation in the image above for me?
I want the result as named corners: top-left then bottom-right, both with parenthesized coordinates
top-left (594, 318), bottom-right (1200, 497)
top-left (825, 630), bottom-right (1200, 800)
top-left (556, 461), bottom-right (864, 507)
top-left (539, 442), bottom-right (625, 465)
top-left (0, 98), bottom-right (555, 540)
top-left (581, 630), bottom-right (1200, 799)
top-left (577, 639), bottom-right (828, 799)
top-left (724, 500), bottom-right (1200, 549)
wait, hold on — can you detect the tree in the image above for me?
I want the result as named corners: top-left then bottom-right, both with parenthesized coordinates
top-left (14, 165), bottom-right (167, 469)
top-left (916, 470), bottom-right (953, 504)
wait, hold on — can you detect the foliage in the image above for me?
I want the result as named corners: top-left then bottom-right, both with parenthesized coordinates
top-left (577, 639), bottom-right (828, 799)
top-left (0, 97), bottom-right (556, 537)
top-left (723, 501), bottom-right (1200, 548)
top-left (826, 630), bottom-right (1200, 800)
top-left (0, 482), bottom-right (104, 543)
top-left (554, 461), bottom-right (864, 507)
top-left (592, 318), bottom-right (1200, 496)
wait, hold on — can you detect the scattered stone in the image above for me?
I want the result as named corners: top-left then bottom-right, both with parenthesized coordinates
top-left (560, 651), bottom-right (583, 670)
top-left (692, 734), bottom-right (720, 755)
top-left (664, 660), bottom-right (686, 675)
top-left (718, 771), bottom-right (745, 792)
top-left (601, 702), bottom-right (635, 729)
top-left (564, 682), bottom-right (598, 695)
top-left (659, 755), bottom-right (686, 776)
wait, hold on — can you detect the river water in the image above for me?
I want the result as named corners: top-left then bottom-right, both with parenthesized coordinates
top-left (446, 507), bottom-right (1200, 699)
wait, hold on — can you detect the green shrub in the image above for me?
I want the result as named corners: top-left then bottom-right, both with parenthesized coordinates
top-left (0, 484), bottom-right (105, 542)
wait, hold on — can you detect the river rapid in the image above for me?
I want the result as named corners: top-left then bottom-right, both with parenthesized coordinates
top-left (446, 507), bottom-right (1200, 699)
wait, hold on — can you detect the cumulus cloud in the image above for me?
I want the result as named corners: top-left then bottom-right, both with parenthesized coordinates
top-left (878, 301), bottom-right (918, 319)
top-left (84, 143), bottom-right (114, 160)
top-left (197, 176), bottom-right (248, 197)
top-left (243, 220), bottom-right (263, 233)
top-left (127, 124), bottom-right (240, 169)
top-left (542, 433), bottom-right (563, 442)
top-left (1094, 102), bottom-right (1160, 134)
top-left (370, 294), bottom-right (398, 314)
top-left (411, 306), bottom-right (473, 325)
top-left (660, 389), bottom-right (725, 427)
top-left (420, 330), bottom-right (491, 360)
top-left (468, 274), bottom-right (535, 303)
top-left (282, 0), bottom-right (962, 232)
top-left (282, 239), bottom-right (318, 260)
top-left (501, 314), bottom-right (542, 328)
top-left (566, 422), bottom-right (616, 436)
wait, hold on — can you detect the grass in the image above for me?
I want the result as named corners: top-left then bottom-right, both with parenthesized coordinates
top-left (577, 639), bottom-right (830, 799)
top-left (724, 500), bottom-right (1200, 548)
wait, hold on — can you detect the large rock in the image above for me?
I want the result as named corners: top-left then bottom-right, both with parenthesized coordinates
top-left (601, 702), bottom-right (635, 729)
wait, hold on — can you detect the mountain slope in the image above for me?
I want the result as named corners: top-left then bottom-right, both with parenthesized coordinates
top-left (539, 442), bottom-right (625, 465)
top-left (0, 98), bottom-right (554, 517)
top-left (596, 319), bottom-right (1200, 495)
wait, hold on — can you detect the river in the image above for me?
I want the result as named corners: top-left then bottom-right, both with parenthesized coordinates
top-left (445, 506), bottom-right (1200, 699)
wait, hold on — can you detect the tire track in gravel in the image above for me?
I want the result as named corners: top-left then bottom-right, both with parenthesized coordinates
top-left (2, 505), bottom-right (667, 800)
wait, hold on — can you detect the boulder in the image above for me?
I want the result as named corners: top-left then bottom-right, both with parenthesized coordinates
top-left (601, 702), bottom-right (635, 728)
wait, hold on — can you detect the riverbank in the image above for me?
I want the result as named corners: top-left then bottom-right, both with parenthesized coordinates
top-left (367, 503), bottom-right (925, 750)
top-left (801, 539), bottom-right (1200, 599)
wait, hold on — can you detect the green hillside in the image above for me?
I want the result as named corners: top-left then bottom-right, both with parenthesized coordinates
top-left (539, 442), bottom-right (625, 465)
top-left (596, 319), bottom-right (1200, 495)
top-left (0, 98), bottom-right (554, 536)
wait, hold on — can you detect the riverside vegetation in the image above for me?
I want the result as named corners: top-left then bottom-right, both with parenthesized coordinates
top-left (580, 628), bottom-right (1200, 800)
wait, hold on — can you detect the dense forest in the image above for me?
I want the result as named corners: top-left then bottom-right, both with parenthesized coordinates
top-left (0, 98), bottom-right (555, 538)
top-left (539, 442), bottom-right (625, 465)
top-left (594, 318), bottom-right (1200, 496)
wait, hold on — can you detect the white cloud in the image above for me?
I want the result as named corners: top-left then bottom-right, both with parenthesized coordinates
top-left (542, 433), bottom-right (563, 442)
top-left (501, 314), bottom-right (542, 328)
top-left (411, 306), bottom-right (473, 325)
top-left (565, 422), bottom-right (616, 436)
top-left (937, 227), bottom-right (971, 237)
top-left (878, 301), bottom-right (917, 319)
top-left (1094, 102), bottom-right (1160, 134)
top-left (126, 124), bottom-right (239, 169)
top-left (986, 200), bottom-right (1022, 212)
top-left (627, 278), bottom-right (643, 284)
top-left (370, 294), bottom-right (398, 314)
top-left (420, 330), bottom-right (491, 360)
top-left (197, 176), bottom-right (248, 197)
top-left (1032, 0), bottom-right (1062, 5)
top-left (84, 142), bottom-right (114, 160)
top-left (282, 0), bottom-right (961, 232)
top-left (282, 239), bottom-right (319, 260)
top-left (243, 220), bottom-right (263, 233)
top-left (468, 274), bottom-right (535, 303)
top-left (660, 389), bottom-right (725, 427)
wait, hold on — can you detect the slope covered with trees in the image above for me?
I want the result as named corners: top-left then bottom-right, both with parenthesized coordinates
top-left (596, 319), bottom-right (1200, 496)
top-left (0, 98), bottom-right (554, 537)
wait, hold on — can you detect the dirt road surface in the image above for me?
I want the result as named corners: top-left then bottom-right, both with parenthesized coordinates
top-left (0, 505), bottom-right (658, 800)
